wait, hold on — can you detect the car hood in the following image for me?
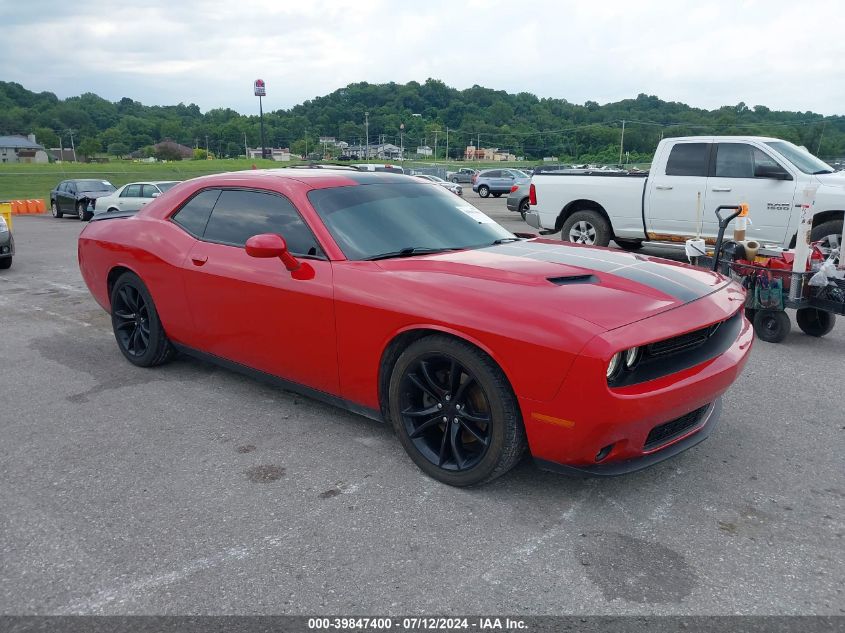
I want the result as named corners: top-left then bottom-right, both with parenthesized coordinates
top-left (375, 239), bottom-right (731, 330)
top-left (814, 172), bottom-right (845, 188)
top-left (78, 190), bottom-right (114, 199)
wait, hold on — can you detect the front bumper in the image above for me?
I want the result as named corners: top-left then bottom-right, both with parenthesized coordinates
top-left (525, 210), bottom-right (542, 229)
top-left (0, 231), bottom-right (13, 258)
top-left (519, 293), bottom-right (753, 475)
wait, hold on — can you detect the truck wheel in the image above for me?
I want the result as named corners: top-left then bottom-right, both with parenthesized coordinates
top-left (51, 201), bottom-right (63, 219)
top-left (561, 210), bottom-right (611, 247)
top-left (753, 309), bottom-right (791, 343)
top-left (478, 185), bottom-right (490, 198)
top-left (614, 238), bottom-right (644, 251)
top-left (796, 307), bottom-right (836, 337)
top-left (810, 219), bottom-right (842, 260)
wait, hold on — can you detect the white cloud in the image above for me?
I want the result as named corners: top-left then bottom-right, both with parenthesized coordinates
top-left (1, 0), bottom-right (842, 115)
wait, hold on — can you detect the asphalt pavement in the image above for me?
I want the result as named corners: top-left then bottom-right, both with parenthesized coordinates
top-left (0, 198), bottom-right (843, 616)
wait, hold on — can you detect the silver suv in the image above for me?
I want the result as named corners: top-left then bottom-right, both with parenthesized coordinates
top-left (471, 169), bottom-right (530, 198)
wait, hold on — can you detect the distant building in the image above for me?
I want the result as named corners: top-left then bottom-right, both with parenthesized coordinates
top-left (416, 145), bottom-right (432, 157)
top-left (247, 147), bottom-right (291, 161)
top-left (0, 134), bottom-right (48, 163)
top-left (346, 143), bottom-right (401, 160)
top-left (49, 148), bottom-right (83, 163)
top-left (464, 145), bottom-right (515, 161)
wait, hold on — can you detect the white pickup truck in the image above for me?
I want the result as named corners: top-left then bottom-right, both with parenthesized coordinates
top-left (525, 136), bottom-right (844, 252)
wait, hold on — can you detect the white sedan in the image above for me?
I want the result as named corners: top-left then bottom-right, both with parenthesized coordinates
top-left (413, 174), bottom-right (463, 196)
top-left (93, 181), bottom-right (180, 215)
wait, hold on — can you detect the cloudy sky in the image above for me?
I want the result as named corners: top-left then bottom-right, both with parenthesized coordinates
top-left (2, 0), bottom-right (843, 115)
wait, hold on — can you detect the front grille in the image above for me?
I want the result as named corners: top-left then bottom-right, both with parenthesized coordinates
top-left (644, 405), bottom-right (709, 450)
top-left (646, 321), bottom-right (723, 357)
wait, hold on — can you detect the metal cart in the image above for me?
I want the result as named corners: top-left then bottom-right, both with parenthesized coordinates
top-left (701, 205), bottom-right (845, 343)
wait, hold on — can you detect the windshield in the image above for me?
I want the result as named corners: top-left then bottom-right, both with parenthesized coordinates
top-left (765, 141), bottom-right (833, 174)
top-left (77, 180), bottom-right (115, 192)
top-left (308, 183), bottom-right (514, 260)
top-left (157, 182), bottom-right (179, 192)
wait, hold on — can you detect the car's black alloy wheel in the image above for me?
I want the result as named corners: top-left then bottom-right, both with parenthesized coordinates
top-left (389, 335), bottom-right (525, 486)
top-left (110, 272), bottom-right (174, 367)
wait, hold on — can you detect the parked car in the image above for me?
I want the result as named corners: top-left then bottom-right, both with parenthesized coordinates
top-left (446, 167), bottom-right (478, 183)
top-left (78, 168), bottom-right (752, 486)
top-left (472, 169), bottom-right (530, 198)
top-left (414, 174), bottom-right (463, 196)
top-left (50, 179), bottom-right (117, 221)
top-left (352, 163), bottom-right (405, 174)
top-left (527, 136), bottom-right (845, 252)
top-left (94, 181), bottom-right (181, 215)
top-left (506, 182), bottom-right (530, 220)
top-left (0, 214), bottom-right (13, 269)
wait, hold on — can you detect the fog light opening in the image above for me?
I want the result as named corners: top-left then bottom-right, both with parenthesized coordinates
top-left (595, 443), bottom-right (614, 463)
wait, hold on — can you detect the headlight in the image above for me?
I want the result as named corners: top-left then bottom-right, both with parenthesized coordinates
top-left (0, 216), bottom-right (8, 233)
top-left (606, 352), bottom-right (622, 379)
top-left (624, 347), bottom-right (641, 369)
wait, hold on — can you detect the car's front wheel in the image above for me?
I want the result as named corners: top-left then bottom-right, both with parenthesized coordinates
top-left (388, 335), bottom-right (526, 486)
top-left (110, 272), bottom-right (175, 367)
top-left (51, 201), bottom-right (63, 218)
top-left (477, 185), bottom-right (490, 198)
top-left (76, 202), bottom-right (92, 221)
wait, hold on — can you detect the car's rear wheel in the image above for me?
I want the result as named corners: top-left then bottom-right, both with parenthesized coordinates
top-left (51, 201), bottom-right (63, 218)
top-left (478, 185), bottom-right (490, 198)
top-left (519, 199), bottom-right (530, 220)
top-left (110, 272), bottom-right (175, 367)
top-left (107, 207), bottom-right (119, 213)
top-left (561, 210), bottom-right (611, 247)
top-left (451, 177), bottom-right (459, 183)
top-left (388, 335), bottom-right (526, 486)
top-left (796, 307), bottom-right (836, 337)
top-left (753, 309), bottom-right (791, 343)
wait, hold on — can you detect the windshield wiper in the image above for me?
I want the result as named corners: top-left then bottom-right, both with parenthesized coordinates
top-left (813, 169), bottom-right (834, 175)
top-left (363, 247), bottom-right (458, 261)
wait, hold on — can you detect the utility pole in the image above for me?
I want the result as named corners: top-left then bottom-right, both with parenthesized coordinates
top-left (618, 119), bottom-right (626, 167)
top-left (477, 133), bottom-right (480, 161)
top-left (433, 130), bottom-right (439, 164)
top-left (445, 127), bottom-right (449, 162)
top-left (305, 127), bottom-right (308, 159)
top-left (364, 112), bottom-right (369, 161)
top-left (400, 123), bottom-right (404, 161)
top-left (205, 135), bottom-right (209, 156)
top-left (244, 132), bottom-right (248, 158)
top-left (68, 129), bottom-right (77, 162)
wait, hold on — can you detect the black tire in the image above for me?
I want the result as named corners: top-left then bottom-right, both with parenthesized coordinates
top-left (744, 308), bottom-right (757, 323)
top-left (107, 207), bottom-right (119, 213)
top-left (561, 210), bottom-right (611, 247)
top-left (0, 257), bottom-right (11, 270)
top-left (388, 335), bottom-right (526, 486)
top-left (753, 309), bottom-right (791, 343)
top-left (110, 272), bottom-right (175, 367)
top-left (51, 200), bottom-right (63, 219)
top-left (519, 199), bottom-right (530, 221)
top-left (492, 192), bottom-right (502, 198)
top-left (810, 219), bottom-right (843, 258)
top-left (450, 177), bottom-right (459, 183)
top-left (478, 185), bottom-right (490, 198)
top-left (76, 201), bottom-right (92, 221)
top-left (796, 307), bottom-right (836, 337)
top-left (614, 238), bottom-right (644, 251)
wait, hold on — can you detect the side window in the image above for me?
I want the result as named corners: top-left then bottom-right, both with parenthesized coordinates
top-left (665, 143), bottom-right (710, 177)
top-left (122, 184), bottom-right (142, 197)
top-left (58, 182), bottom-right (67, 192)
top-left (715, 144), bottom-right (754, 178)
top-left (141, 184), bottom-right (159, 198)
top-left (202, 189), bottom-right (321, 256)
top-left (752, 148), bottom-right (782, 171)
top-left (171, 189), bottom-right (221, 237)
top-left (485, 170), bottom-right (501, 178)
top-left (67, 182), bottom-right (76, 194)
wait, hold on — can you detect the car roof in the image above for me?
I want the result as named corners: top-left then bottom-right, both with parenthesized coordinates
top-left (183, 168), bottom-right (420, 190)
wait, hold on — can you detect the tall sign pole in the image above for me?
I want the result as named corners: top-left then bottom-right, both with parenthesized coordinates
top-left (254, 79), bottom-right (267, 159)
top-left (365, 112), bottom-right (369, 161)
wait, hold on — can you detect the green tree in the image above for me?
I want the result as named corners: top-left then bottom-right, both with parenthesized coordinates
top-left (77, 138), bottom-right (101, 159)
top-left (107, 142), bottom-right (130, 157)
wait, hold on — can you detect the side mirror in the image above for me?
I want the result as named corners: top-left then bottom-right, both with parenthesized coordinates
top-left (754, 164), bottom-right (792, 180)
top-left (151, 192), bottom-right (160, 198)
top-left (245, 233), bottom-right (300, 271)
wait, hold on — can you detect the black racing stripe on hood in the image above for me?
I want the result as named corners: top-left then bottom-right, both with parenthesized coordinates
top-left (486, 241), bottom-right (716, 302)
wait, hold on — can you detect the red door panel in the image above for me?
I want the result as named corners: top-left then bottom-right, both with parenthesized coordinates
top-left (182, 241), bottom-right (339, 395)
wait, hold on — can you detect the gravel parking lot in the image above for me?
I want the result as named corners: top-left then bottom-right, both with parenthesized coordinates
top-left (1, 197), bottom-right (843, 616)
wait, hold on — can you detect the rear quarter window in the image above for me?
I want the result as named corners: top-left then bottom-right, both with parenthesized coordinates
top-left (171, 189), bottom-right (221, 237)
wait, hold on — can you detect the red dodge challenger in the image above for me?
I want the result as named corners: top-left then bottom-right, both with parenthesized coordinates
top-left (78, 168), bottom-right (753, 486)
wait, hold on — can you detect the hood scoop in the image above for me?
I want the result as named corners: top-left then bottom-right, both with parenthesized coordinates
top-left (547, 274), bottom-right (598, 286)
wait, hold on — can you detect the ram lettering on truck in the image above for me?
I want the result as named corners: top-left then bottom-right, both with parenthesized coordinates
top-left (526, 136), bottom-right (844, 252)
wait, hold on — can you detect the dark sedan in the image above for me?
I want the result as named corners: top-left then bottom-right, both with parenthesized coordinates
top-left (50, 179), bottom-right (116, 221)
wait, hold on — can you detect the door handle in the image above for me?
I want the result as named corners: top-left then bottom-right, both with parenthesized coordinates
top-left (191, 255), bottom-right (208, 266)
top-left (711, 187), bottom-right (732, 192)
top-left (655, 185), bottom-right (673, 190)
